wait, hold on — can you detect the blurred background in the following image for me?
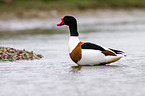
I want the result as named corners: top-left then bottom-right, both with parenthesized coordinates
top-left (1, 0), bottom-right (145, 96)
top-left (0, 0), bottom-right (145, 35)
top-left (0, 0), bottom-right (145, 31)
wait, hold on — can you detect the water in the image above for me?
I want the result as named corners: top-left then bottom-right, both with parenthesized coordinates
top-left (1, 10), bottom-right (145, 96)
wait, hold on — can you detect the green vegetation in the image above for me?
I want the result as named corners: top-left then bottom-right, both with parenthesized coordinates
top-left (0, 0), bottom-right (145, 12)
top-left (0, 0), bottom-right (145, 18)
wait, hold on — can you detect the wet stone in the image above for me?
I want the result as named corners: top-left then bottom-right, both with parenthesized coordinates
top-left (0, 47), bottom-right (43, 62)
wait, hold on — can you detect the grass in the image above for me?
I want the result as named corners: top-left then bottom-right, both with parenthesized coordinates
top-left (0, 0), bottom-right (145, 19)
top-left (0, 0), bottom-right (145, 12)
top-left (98, 0), bottom-right (145, 8)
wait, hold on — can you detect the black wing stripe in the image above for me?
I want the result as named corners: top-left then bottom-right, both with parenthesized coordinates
top-left (81, 43), bottom-right (106, 51)
top-left (109, 48), bottom-right (124, 54)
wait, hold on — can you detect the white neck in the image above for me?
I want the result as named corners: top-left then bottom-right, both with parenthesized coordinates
top-left (68, 36), bottom-right (80, 53)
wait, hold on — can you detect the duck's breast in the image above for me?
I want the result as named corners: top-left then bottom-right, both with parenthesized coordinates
top-left (69, 42), bottom-right (84, 63)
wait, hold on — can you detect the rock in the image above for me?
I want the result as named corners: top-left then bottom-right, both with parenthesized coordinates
top-left (0, 47), bottom-right (43, 62)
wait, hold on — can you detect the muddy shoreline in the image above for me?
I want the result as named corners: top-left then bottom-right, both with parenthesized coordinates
top-left (0, 8), bottom-right (145, 20)
top-left (0, 8), bottom-right (145, 32)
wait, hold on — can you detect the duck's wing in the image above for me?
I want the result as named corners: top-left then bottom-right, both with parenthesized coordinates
top-left (81, 42), bottom-right (116, 56)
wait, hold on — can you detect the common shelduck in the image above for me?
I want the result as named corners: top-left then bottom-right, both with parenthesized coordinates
top-left (57, 16), bottom-right (125, 66)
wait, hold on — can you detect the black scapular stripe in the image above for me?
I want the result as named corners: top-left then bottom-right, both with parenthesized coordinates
top-left (81, 43), bottom-right (106, 51)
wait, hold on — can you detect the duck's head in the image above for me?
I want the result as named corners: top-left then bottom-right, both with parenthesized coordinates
top-left (57, 16), bottom-right (79, 36)
top-left (57, 16), bottom-right (77, 26)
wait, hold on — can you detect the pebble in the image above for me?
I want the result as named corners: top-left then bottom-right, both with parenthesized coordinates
top-left (0, 47), bottom-right (43, 62)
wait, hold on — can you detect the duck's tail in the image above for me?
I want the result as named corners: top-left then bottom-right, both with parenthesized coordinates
top-left (109, 48), bottom-right (126, 57)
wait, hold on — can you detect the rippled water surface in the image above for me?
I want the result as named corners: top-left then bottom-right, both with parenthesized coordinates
top-left (0, 12), bottom-right (145, 96)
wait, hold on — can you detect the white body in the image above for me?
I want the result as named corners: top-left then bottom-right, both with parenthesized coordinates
top-left (78, 49), bottom-right (106, 65)
top-left (78, 50), bottom-right (122, 65)
top-left (68, 36), bottom-right (123, 65)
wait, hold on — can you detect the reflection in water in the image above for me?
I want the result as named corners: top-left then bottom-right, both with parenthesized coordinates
top-left (71, 65), bottom-right (120, 72)
top-left (71, 66), bottom-right (82, 71)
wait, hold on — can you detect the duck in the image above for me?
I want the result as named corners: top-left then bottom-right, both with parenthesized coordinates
top-left (57, 16), bottom-right (125, 66)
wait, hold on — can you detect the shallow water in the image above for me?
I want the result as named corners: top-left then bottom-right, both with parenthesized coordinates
top-left (1, 12), bottom-right (145, 96)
